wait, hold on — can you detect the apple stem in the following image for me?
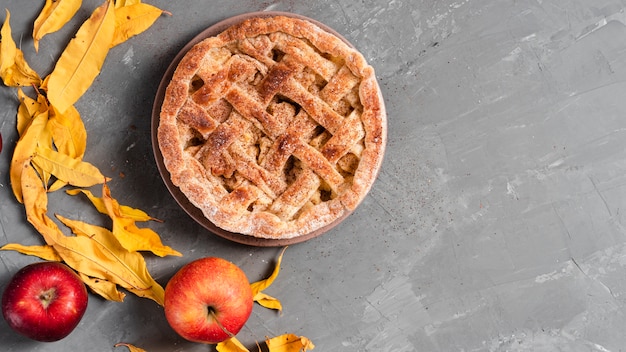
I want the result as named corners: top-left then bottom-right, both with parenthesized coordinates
top-left (39, 288), bottom-right (56, 309)
top-left (208, 308), bottom-right (235, 339)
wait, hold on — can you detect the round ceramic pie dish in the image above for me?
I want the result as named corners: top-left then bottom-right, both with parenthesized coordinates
top-left (152, 11), bottom-right (386, 246)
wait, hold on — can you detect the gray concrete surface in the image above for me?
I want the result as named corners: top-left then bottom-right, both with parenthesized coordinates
top-left (2, 0), bottom-right (626, 351)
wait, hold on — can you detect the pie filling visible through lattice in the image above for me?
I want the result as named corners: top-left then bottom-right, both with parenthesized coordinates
top-left (158, 15), bottom-right (386, 239)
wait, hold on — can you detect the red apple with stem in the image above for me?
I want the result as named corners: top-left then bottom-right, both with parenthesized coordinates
top-left (2, 261), bottom-right (88, 342)
top-left (164, 257), bottom-right (254, 344)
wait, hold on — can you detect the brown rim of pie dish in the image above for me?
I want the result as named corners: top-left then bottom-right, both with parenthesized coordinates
top-left (151, 11), bottom-right (382, 247)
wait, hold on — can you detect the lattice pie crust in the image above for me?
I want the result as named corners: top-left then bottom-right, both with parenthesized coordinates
top-left (158, 15), bottom-right (386, 239)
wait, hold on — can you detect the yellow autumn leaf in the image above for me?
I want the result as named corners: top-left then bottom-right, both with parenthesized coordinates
top-left (32, 145), bottom-right (108, 187)
top-left (253, 292), bottom-right (282, 311)
top-left (110, 3), bottom-right (166, 48)
top-left (101, 183), bottom-right (181, 257)
top-left (216, 336), bottom-right (250, 352)
top-left (66, 188), bottom-right (158, 222)
top-left (0, 243), bottom-right (62, 262)
top-left (10, 110), bottom-right (49, 203)
top-left (265, 334), bottom-right (315, 352)
top-left (15, 89), bottom-right (56, 192)
top-left (114, 342), bottom-right (147, 352)
top-left (31, 117), bottom-right (59, 192)
top-left (33, 0), bottom-right (82, 52)
top-left (250, 246), bottom-right (287, 311)
top-left (0, 10), bottom-right (41, 86)
top-left (17, 89), bottom-right (48, 136)
top-left (113, 219), bottom-right (181, 257)
top-left (55, 214), bottom-right (166, 305)
top-left (48, 104), bottom-right (87, 159)
top-left (17, 89), bottom-right (36, 134)
top-left (20, 165), bottom-right (165, 305)
top-left (46, 179), bottom-right (67, 193)
top-left (7, 50), bottom-right (39, 86)
top-left (79, 272), bottom-right (126, 302)
top-left (114, 0), bottom-right (142, 9)
top-left (21, 163), bottom-right (69, 247)
top-left (0, 10), bottom-right (14, 74)
top-left (36, 110), bottom-right (57, 188)
top-left (45, 0), bottom-right (116, 113)
top-left (44, 103), bottom-right (88, 192)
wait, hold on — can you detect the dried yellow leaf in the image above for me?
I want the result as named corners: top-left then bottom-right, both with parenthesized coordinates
top-left (112, 219), bottom-right (181, 257)
top-left (79, 272), bottom-right (126, 302)
top-left (0, 243), bottom-right (62, 262)
top-left (33, 0), bottom-right (82, 52)
top-left (32, 145), bottom-right (108, 187)
top-left (15, 90), bottom-right (56, 192)
top-left (43, 103), bottom-right (88, 192)
top-left (114, 342), bottom-right (147, 352)
top-left (253, 291), bottom-right (282, 311)
top-left (114, 0), bottom-right (142, 9)
top-left (21, 163), bottom-right (70, 247)
top-left (265, 334), bottom-right (315, 352)
top-left (10, 110), bottom-right (49, 203)
top-left (250, 246), bottom-right (287, 311)
top-left (20, 165), bottom-right (165, 305)
top-left (17, 89), bottom-right (36, 134)
top-left (45, 0), bottom-right (116, 113)
top-left (46, 179), bottom-right (67, 193)
top-left (56, 214), bottom-right (166, 305)
top-left (101, 183), bottom-right (181, 257)
top-left (36, 111), bottom-right (57, 188)
top-left (66, 188), bottom-right (158, 222)
top-left (111, 3), bottom-right (165, 48)
top-left (216, 337), bottom-right (250, 352)
top-left (17, 89), bottom-right (48, 136)
top-left (0, 10), bottom-right (41, 86)
top-left (49, 104), bottom-right (87, 159)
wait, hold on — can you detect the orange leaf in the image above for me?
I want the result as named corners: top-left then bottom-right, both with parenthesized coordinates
top-left (111, 3), bottom-right (166, 48)
top-left (36, 113), bottom-right (56, 188)
top-left (0, 10), bottom-right (41, 86)
top-left (45, 0), bottom-right (116, 113)
top-left (48, 103), bottom-right (87, 159)
top-left (56, 214), bottom-right (166, 305)
top-left (10, 110), bottom-right (49, 203)
top-left (20, 165), bottom-right (165, 305)
top-left (253, 291), bottom-right (282, 311)
top-left (33, 0), bottom-right (82, 52)
top-left (79, 272), bottom-right (126, 302)
top-left (21, 163), bottom-right (70, 247)
top-left (0, 243), bottom-right (62, 262)
top-left (66, 188), bottom-right (158, 222)
top-left (44, 103), bottom-right (88, 192)
top-left (216, 336), bottom-right (250, 352)
top-left (114, 342), bottom-right (147, 352)
top-left (101, 183), bottom-right (181, 257)
top-left (265, 334), bottom-right (315, 352)
top-left (32, 145), bottom-right (108, 187)
top-left (17, 88), bottom-right (48, 136)
top-left (114, 0), bottom-right (141, 9)
top-left (250, 246), bottom-right (287, 311)
top-left (12, 88), bottom-right (52, 190)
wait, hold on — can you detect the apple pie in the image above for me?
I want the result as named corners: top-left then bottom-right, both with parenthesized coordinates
top-left (158, 15), bottom-right (386, 239)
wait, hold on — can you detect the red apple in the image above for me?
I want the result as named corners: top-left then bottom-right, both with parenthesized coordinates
top-left (164, 257), bottom-right (254, 344)
top-left (1, 261), bottom-right (88, 342)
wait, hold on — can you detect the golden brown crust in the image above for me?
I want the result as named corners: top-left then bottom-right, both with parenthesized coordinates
top-left (158, 15), bottom-right (386, 239)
